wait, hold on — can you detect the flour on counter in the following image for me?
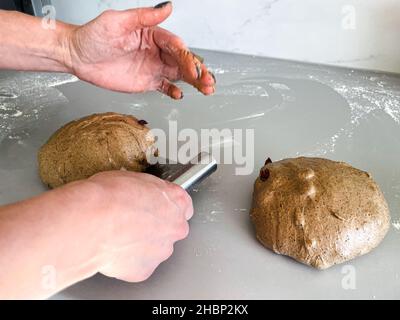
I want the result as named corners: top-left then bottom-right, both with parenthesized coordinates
top-left (194, 60), bottom-right (400, 159)
top-left (0, 72), bottom-right (78, 142)
top-left (269, 83), bottom-right (290, 91)
top-left (392, 220), bottom-right (400, 231)
top-left (195, 200), bottom-right (224, 224)
top-left (300, 70), bottom-right (400, 156)
top-left (210, 67), bottom-right (227, 75)
top-left (200, 209), bottom-right (222, 223)
top-left (110, 100), bottom-right (148, 112)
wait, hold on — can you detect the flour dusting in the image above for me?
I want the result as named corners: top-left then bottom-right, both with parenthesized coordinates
top-left (210, 67), bottom-right (227, 75)
top-left (393, 220), bottom-right (400, 231)
top-left (302, 71), bottom-right (400, 155)
top-left (0, 72), bottom-right (77, 142)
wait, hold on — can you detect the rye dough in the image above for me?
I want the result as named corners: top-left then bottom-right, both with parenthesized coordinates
top-left (38, 112), bottom-right (156, 188)
top-left (250, 157), bottom-right (390, 269)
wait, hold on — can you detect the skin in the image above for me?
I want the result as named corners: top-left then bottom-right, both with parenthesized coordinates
top-left (0, 2), bottom-right (210, 299)
top-left (0, 4), bottom-right (215, 98)
top-left (67, 7), bottom-right (216, 98)
top-left (0, 172), bottom-right (193, 299)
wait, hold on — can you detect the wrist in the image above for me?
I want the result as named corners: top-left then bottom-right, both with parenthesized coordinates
top-left (0, 181), bottom-right (108, 298)
top-left (0, 10), bottom-right (78, 73)
top-left (54, 22), bottom-right (78, 74)
top-left (46, 181), bottom-right (109, 281)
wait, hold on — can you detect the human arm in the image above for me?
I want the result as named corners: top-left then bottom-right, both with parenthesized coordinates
top-left (0, 171), bottom-right (192, 299)
top-left (0, 9), bottom-right (71, 72)
top-left (0, 2), bottom-right (215, 99)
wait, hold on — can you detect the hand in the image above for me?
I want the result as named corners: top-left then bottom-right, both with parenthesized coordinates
top-left (0, 171), bottom-right (192, 299)
top-left (87, 171), bottom-right (193, 282)
top-left (65, 2), bottom-right (216, 99)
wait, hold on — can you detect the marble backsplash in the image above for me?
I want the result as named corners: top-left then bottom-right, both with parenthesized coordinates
top-left (51, 0), bottom-right (400, 73)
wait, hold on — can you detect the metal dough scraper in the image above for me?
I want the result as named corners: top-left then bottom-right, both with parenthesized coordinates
top-left (146, 152), bottom-right (217, 191)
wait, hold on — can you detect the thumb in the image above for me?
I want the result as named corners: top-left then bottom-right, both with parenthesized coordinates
top-left (123, 2), bottom-right (172, 29)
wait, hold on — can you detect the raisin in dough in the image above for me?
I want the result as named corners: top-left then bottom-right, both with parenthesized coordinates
top-left (38, 112), bottom-right (157, 188)
top-left (250, 157), bottom-right (390, 270)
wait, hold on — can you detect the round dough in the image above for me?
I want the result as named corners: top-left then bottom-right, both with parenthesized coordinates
top-left (38, 112), bottom-right (157, 188)
top-left (250, 157), bottom-right (390, 270)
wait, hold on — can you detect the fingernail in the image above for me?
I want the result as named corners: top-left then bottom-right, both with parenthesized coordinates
top-left (195, 64), bottom-right (202, 80)
top-left (193, 53), bottom-right (204, 64)
top-left (210, 72), bottom-right (216, 84)
top-left (154, 1), bottom-right (171, 9)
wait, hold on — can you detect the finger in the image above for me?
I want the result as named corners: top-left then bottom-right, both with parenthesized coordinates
top-left (160, 52), bottom-right (183, 80)
top-left (89, 170), bottom-right (167, 188)
top-left (183, 198), bottom-right (194, 220)
top-left (153, 28), bottom-right (197, 80)
top-left (161, 51), bottom-right (179, 67)
top-left (158, 78), bottom-right (183, 100)
top-left (164, 182), bottom-right (194, 221)
top-left (162, 65), bottom-right (181, 81)
top-left (171, 49), bottom-right (215, 95)
top-left (122, 2), bottom-right (172, 30)
top-left (153, 28), bottom-right (216, 94)
top-left (198, 63), bottom-right (216, 92)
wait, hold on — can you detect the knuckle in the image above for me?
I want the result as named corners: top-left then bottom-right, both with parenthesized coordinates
top-left (100, 9), bottom-right (117, 19)
top-left (176, 221), bottom-right (190, 239)
top-left (179, 189), bottom-right (192, 208)
top-left (136, 9), bottom-right (146, 27)
top-left (161, 245), bottom-right (174, 260)
top-left (89, 170), bottom-right (117, 181)
top-left (173, 185), bottom-right (190, 202)
top-left (168, 186), bottom-right (193, 220)
top-left (184, 204), bottom-right (194, 220)
top-left (80, 178), bottom-right (107, 194)
top-left (184, 191), bottom-right (193, 206)
top-left (134, 269), bottom-right (154, 282)
top-left (159, 78), bottom-right (169, 92)
top-left (87, 171), bottom-right (104, 181)
top-left (170, 35), bottom-right (185, 49)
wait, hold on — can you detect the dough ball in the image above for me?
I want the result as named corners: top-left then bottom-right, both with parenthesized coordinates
top-left (38, 112), bottom-right (157, 188)
top-left (250, 157), bottom-right (390, 270)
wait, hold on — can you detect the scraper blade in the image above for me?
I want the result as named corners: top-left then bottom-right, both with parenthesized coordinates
top-left (146, 152), bottom-right (217, 191)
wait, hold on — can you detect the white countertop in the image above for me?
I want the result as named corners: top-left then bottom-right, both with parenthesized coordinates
top-left (1, 49), bottom-right (399, 299)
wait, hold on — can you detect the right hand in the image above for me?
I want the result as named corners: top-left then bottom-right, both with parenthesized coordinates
top-left (86, 171), bottom-right (193, 282)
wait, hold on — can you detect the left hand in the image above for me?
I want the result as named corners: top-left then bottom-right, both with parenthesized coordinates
top-left (64, 2), bottom-right (215, 99)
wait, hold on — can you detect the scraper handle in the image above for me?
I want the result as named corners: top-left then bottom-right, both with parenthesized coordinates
top-left (173, 152), bottom-right (217, 191)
